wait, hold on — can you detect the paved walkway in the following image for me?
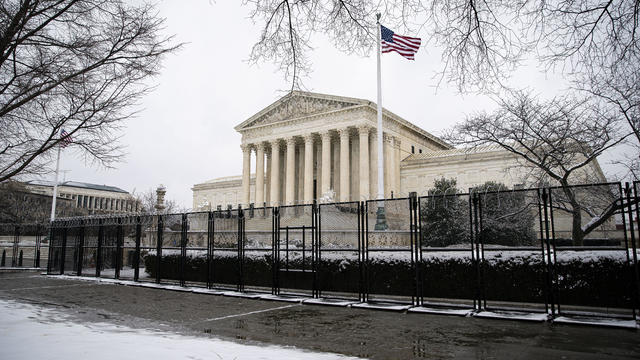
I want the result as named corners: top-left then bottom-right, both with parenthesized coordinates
top-left (1, 271), bottom-right (639, 359)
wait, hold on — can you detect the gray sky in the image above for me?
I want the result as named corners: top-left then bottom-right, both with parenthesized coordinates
top-left (52, 1), bottom-right (623, 209)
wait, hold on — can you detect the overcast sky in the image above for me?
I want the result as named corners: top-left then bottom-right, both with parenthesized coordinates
top-left (50, 1), bottom-right (624, 209)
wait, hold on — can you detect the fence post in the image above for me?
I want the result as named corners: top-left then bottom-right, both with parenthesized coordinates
top-left (314, 203), bottom-right (321, 299)
top-left (60, 225), bottom-right (67, 275)
top-left (411, 195), bottom-right (417, 306)
top-left (273, 207), bottom-right (280, 296)
top-left (634, 182), bottom-right (640, 310)
top-left (76, 220), bottom-right (85, 276)
top-left (472, 193), bottom-right (481, 310)
top-left (312, 202), bottom-right (318, 299)
top-left (625, 183), bottom-right (639, 320)
top-left (547, 188), bottom-right (561, 315)
top-left (358, 202), bottom-right (364, 302)
top-left (134, 216), bottom-right (141, 282)
top-left (467, 189), bottom-right (476, 310)
top-left (46, 224), bottom-right (54, 274)
top-left (35, 224), bottom-right (41, 268)
top-left (180, 213), bottom-right (187, 287)
top-left (115, 218), bottom-right (123, 279)
top-left (11, 224), bottom-right (19, 267)
top-left (237, 207), bottom-right (244, 292)
top-left (207, 211), bottom-right (214, 289)
top-left (271, 207), bottom-right (276, 295)
top-left (536, 189), bottom-right (550, 316)
top-left (96, 219), bottom-right (103, 277)
top-left (156, 215), bottom-right (163, 284)
top-left (413, 194), bottom-right (423, 307)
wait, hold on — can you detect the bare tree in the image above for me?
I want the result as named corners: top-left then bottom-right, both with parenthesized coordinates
top-left (445, 91), bottom-right (631, 245)
top-left (0, 0), bottom-right (180, 183)
top-left (579, 63), bottom-right (640, 179)
top-left (245, 0), bottom-right (376, 91)
top-left (132, 188), bottom-right (181, 215)
top-left (243, 1), bottom-right (639, 92)
top-left (0, 180), bottom-right (87, 223)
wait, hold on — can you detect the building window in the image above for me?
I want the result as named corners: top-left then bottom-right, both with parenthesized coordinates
top-left (411, 145), bottom-right (415, 154)
top-left (419, 149), bottom-right (422, 154)
top-left (83, 196), bottom-right (87, 208)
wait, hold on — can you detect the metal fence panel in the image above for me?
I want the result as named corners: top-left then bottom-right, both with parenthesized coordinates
top-left (318, 201), bottom-right (360, 300)
top-left (118, 217), bottom-right (139, 281)
top-left (210, 209), bottom-right (241, 290)
top-left (243, 206), bottom-right (274, 292)
top-left (419, 193), bottom-right (476, 309)
top-left (477, 189), bottom-right (547, 313)
top-left (0, 224), bottom-right (16, 267)
top-left (137, 215), bottom-right (157, 283)
top-left (276, 204), bottom-right (315, 297)
top-left (179, 212), bottom-right (210, 287)
top-left (366, 198), bottom-right (416, 304)
top-left (550, 183), bottom-right (635, 319)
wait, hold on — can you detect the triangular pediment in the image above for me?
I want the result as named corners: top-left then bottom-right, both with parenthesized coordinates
top-left (235, 91), bottom-right (367, 131)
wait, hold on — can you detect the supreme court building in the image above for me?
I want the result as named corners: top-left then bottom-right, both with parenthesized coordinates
top-left (192, 91), bottom-right (595, 209)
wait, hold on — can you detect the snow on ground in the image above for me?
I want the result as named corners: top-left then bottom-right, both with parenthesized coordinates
top-left (0, 299), bottom-right (361, 360)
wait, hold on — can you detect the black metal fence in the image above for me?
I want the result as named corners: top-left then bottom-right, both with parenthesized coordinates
top-left (4, 181), bottom-right (638, 320)
top-left (0, 223), bottom-right (47, 268)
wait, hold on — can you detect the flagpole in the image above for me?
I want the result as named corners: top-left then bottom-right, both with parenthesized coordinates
top-left (375, 13), bottom-right (388, 230)
top-left (50, 145), bottom-right (62, 222)
top-left (376, 13), bottom-right (384, 200)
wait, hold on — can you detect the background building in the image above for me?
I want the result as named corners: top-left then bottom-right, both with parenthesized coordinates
top-left (24, 180), bottom-right (137, 215)
top-left (192, 91), bottom-right (607, 210)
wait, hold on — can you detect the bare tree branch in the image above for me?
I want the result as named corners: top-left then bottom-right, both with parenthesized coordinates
top-left (0, 0), bottom-right (181, 183)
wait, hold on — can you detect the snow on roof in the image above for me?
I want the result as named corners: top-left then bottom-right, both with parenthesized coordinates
top-left (24, 180), bottom-right (129, 193)
top-left (404, 144), bottom-right (506, 161)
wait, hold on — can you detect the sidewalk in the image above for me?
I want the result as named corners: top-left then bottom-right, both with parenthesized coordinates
top-left (0, 271), bottom-right (639, 359)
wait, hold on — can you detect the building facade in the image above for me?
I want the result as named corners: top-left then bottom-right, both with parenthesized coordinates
top-left (24, 180), bottom-right (137, 214)
top-left (192, 91), bottom-right (606, 210)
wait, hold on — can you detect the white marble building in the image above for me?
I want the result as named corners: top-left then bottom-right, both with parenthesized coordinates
top-left (192, 91), bottom-right (605, 210)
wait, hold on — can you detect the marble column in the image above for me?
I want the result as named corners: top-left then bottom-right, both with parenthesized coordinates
top-left (255, 143), bottom-right (265, 206)
top-left (389, 136), bottom-right (397, 197)
top-left (265, 150), bottom-right (271, 206)
top-left (383, 134), bottom-right (393, 197)
top-left (241, 143), bottom-right (251, 206)
top-left (358, 126), bottom-right (370, 201)
top-left (320, 131), bottom-right (332, 197)
top-left (285, 137), bottom-right (296, 205)
top-left (339, 128), bottom-right (350, 202)
top-left (269, 140), bottom-right (281, 206)
top-left (394, 138), bottom-right (402, 197)
top-left (303, 134), bottom-right (314, 203)
top-left (369, 129), bottom-right (378, 199)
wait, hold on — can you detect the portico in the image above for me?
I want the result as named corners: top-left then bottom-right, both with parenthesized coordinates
top-left (234, 91), bottom-right (450, 207)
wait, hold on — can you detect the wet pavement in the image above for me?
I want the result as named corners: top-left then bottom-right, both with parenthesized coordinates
top-left (1, 271), bottom-right (639, 359)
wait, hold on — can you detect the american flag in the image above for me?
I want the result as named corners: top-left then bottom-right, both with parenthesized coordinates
top-left (380, 25), bottom-right (421, 60)
top-left (60, 129), bottom-right (72, 148)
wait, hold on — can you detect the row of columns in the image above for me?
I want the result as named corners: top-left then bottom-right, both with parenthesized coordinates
top-left (241, 126), bottom-right (402, 206)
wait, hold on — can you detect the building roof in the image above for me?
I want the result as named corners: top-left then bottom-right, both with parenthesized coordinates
top-left (235, 90), bottom-right (453, 150)
top-left (24, 180), bottom-right (129, 194)
top-left (403, 144), bottom-right (506, 161)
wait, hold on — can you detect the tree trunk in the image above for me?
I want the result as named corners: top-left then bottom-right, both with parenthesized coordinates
top-left (561, 184), bottom-right (585, 246)
top-left (571, 210), bottom-right (584, 246)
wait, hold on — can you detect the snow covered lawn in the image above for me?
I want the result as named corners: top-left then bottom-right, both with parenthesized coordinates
top-left (0, 299), bottom-right (361, 360)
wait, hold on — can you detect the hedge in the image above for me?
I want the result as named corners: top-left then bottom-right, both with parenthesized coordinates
top-left (143, 251), bottom-right (638, 308)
